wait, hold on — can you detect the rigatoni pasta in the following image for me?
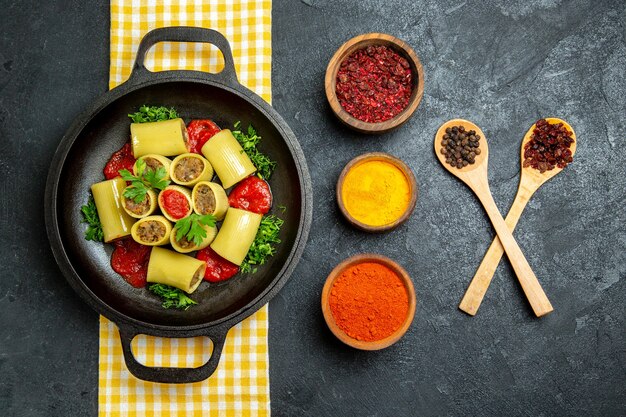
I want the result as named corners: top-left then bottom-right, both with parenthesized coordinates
top-left (131, 215), bottom-right (172, 246)
top-left (210, 208), bottom-right (262, 265)
top-left (134, 154), bottom-right (172, 180)
top-left (201, 129), bottom-right (257, 188)
top-left (192, 181), bottom-right (229, 220)
top-left (146, 247), bottom-right (206, 294)
top-left (170, 224), bottom-right (217, 253)
top-left (130, 118), bottom-right (189, 157)
top-left (90, 177), bottom-right (136, 243)
top-left (158, 185), bottom-right (192, 222)
top-left (170, 153), bottom-right (213, 186)
top-left (121, 188), bottom-right (157, 218)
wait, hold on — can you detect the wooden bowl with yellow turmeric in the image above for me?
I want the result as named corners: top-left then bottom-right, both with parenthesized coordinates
top-left (337, 152), bottom-right (417, 232)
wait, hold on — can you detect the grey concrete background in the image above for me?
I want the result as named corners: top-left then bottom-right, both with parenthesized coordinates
top-left (1, 0), bottom-right (624, 415)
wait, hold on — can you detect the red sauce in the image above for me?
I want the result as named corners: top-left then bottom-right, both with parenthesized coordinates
top-left (110, 238), bottom-right (151, 288)
top-left (336, 45), bottom-right (413, 123)
top-left (103, 143), bottom-right (136, 180)
top-left (228, 176), bottom-right (272, 214)
top-left (196, 248), bottom-right (240, 283)
top-left (187, 119), bottom-right (221, 154)
top-left (160, 189), bottom-right (190, 220)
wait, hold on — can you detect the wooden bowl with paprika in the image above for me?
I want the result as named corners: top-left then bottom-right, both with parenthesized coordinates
top-left (321, 254), bottom-right (416, 350)
top-left (337, 152), bottom-right (418, 232)
top-left (325, 33), bottom-right (425, 134)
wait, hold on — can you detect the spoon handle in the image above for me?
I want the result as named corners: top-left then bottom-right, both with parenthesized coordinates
top-left (459, 189), bottom-right (532, 315)
top-left (474, 187), bottom-right (553, 317)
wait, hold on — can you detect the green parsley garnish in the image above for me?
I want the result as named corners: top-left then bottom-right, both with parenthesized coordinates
top-left (148, 283), bottom-right (197, 310)
top-left (241, 215), bottom-right (284, 274)
top-left (128, 105), bottom-right (179, 123)
top-left (232, 121), bottom-right (277, 180)
top-left (119, 159), bottom-right (170, 203)
top-left (174, 214), bottom-right (217, 247)
top-left (80, 194), bottom-right (104, 242)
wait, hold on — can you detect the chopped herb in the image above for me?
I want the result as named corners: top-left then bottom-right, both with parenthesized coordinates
top-left (278, 205), bottom-right (287, 214)
top-left (148, 283), bottom-right (197, 310)
top-left (232, 121), bottom-right (277, 180)
top-left (241, 215), bottom-right (284, 274)
top-left (80, 195), bottom-right (104, 242)
top-left (128, 105), bottom-right (179, 123)
top-left (119, 159), bottom-right (170, 203)
top-left (174, 214), bottom-right (217, 247)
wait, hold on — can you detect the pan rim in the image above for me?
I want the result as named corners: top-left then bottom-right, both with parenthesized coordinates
top-left (45, 71), bottom-right (312, 335)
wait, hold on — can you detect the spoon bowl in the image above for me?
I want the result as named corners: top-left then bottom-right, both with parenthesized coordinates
top-left (434, 119), bottom-right (489, 178)
top-left (519, 117), bottom-right (577, 186)
top-left (434, 118), bottom-right (553, 317)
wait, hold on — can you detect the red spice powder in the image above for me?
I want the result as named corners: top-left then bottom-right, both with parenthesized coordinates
top-left (335, 45), bottom-right (413, 123)
top-left (329, 262), bottom-right (409, 342)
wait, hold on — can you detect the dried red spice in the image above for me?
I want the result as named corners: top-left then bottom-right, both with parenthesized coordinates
top-left (523, 119), bottom-right (574, 173)
top-left (335, 45), bottom-right (413, 123)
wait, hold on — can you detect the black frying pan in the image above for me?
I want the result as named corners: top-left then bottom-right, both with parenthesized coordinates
top-left (44, 27), bottom-right (312, 383)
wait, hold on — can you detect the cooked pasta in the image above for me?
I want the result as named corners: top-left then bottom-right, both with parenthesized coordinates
top-left (130, 118), bottom-right (189, 157)
top-left (170, 224), bottom-right (218, 253)
top-left (210, 207), bottom-right (262, 265)
top-left (121, 188), bottom-right (157, 219)
top-left (191, 181), bottom-right (229, 220)
top-left (170, 153), bottom-right (214, 186)
top-left (200, 129), bottom-right (256, 188)
top-left (90, 177), bottom-right (136, 243)
top-left (130, 215), bottom-right (172, 246)
top-left (134, 154), bottom-right (172, 180)
top-left (146, 247), bottom-right (206, 293)
top-left (157, 185), bottom-right (192, 222)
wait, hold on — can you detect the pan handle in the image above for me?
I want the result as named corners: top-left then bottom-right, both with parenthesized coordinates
top-left (117, 323), bottom-right (228, 384)
top-left (129, 26), bottom-right (238, 85)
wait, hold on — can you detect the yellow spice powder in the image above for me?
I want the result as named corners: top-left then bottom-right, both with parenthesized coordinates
top-left (341, 160), bottom-right (411, 226)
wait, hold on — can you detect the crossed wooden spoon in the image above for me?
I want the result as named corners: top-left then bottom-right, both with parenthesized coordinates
top-left (435, 118), bottom-right (575, 317)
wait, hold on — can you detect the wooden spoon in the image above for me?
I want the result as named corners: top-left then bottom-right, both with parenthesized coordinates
top-left (434, 119), bottom-right (553, 317)
top-left (459, 118), bottom-right (576, 316)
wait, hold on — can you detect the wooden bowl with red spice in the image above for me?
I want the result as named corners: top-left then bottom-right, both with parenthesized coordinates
top-left (321, 254), bottom-right (417, 350)
top-left (325, 33), bottom-right (425, 134)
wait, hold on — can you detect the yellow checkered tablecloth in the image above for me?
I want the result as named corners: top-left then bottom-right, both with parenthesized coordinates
top-left (99, 1), bottom-right (272, 415)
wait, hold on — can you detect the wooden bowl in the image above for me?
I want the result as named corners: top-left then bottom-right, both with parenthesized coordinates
top-left (325, 33), bottom-right (425, 134)
top-left (336, 152), bottom-right (418, 232)
top-left (321, 254), bottom-right (417, 350)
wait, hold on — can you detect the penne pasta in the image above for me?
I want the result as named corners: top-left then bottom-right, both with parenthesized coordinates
top-left (121, 188), bottom-right (157, 219)
top-left (90, 177), bottom-right (136, 243)
top-left (130, 215), bottom-right (172, 246)
top-left (158, 185), bottom-right (192, 222)
top-left (210, 208), bottom-right (262, 265)
top-left (170, 153), bottom-right (214, 186)
top-left (191, 181), bottom-right (229, 220)
top-left (130, 118), bottom-right (189, 157)
top-left (170, 224), bottom-right (218, 253)
top-left (146, 247), bottom-right (206, 294)
top-left (134, 154), bottom-right (172, 180)
top-left (200, 129), bottom-right (256, 188)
